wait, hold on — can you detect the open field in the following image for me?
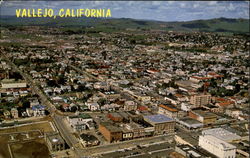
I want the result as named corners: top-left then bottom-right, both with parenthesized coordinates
top-left (0, 121), bottom-right (55, 134)
top-left (0, 137), bottom-right (50, 158)
top-left (10, 139), bottom-right (50, 158)
top-left (0, 130), bottom-right (50, 158)
top-left (0, 121), bottom-right (55, 158)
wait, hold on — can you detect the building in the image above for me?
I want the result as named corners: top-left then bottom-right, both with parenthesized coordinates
top-left (189, 109), bottom-right (217, 125)
top-left (175, 133), bottom-right (199, 147)
top-left (190, 94), bottom-right (211, 107)
top-left (67, 113), bottom-right (93, 132)
top-left (107, 113), bottom-right (123, 122)
top-left (45, 132), bottom-right (66, 152)
top-left (122, 129), bottom-right (133, 141)
top-left (98, 122), bottom-right (122, 143)
top-left (32, 105), bottom-right (45, 117)
top-left (125, 122), bottom-right (145, 138)
top-left (199, 135), bottom-right (236, 158)
top-left (201, 128), bottom-right (241, 143)
top-left (175, 144), bottom-right (212, 158)
top-left (143, 114), bottom-right (175, 135)
top-left (86, 102), bottom-right (100, 111)
top-left (123, 100), bottom-right (137, 111)
top-left (11, 108), bottom-right (18, 119)
top-left (98, 91), bottom-right (121, 101)
top-left (1, 79), bottom-right (27, 89)
top-left (80, 134), bottom-right (100, 147)
top-left (158, 104), bottom-right (179, 119)
top-left (177, 117), bottom-right (203, 130)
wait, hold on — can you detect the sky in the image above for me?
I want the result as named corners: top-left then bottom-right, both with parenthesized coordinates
top-left (0, 1), bottom-right (249, 21)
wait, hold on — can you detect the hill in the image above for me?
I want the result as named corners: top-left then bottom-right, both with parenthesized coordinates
top-left (0, 16), bottom-right (249, 34)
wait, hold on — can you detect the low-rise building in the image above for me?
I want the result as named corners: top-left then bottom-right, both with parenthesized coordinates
top-left (11, 108), bottom-right (18, 119)
top-left (199, 135), bottom-right (236, 158)
top-left (99, 122), bottom-right (122, 143)
top-left (189, 109), bottom-right (217, 125)
top-left (177, 117), bottom-right (203, 130)
top-left (125, 122), bottom-right (145, 138)
top-left (123, 100), bottom-right (137, 111)
top-left (107, 113), bottom-right (123, 122)
top-left (1, 79), bottom-right (27, 89)
top-left (143, 114), bottom-right (175, 135)
top-left (80, 134), bottom-right (100, 147)
top-left (32, 105), bottom-right (45, 117)
top-left (67, 113), bottom-right (93, 132)
top-left (201, 128), bottom-right (241, 143)
top-left (45, 132), bottom-right (66, 152)
top-left (158, 104), bottom-right (179, 119)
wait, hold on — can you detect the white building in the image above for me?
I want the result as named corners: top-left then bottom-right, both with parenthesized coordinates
top-left (199, 135), bottom-right (236, 158)
top-left (67, 113), bottom-right (94, 132)
top-left (202, 128), bottom-right (241, 142)
top-left (86, 102), bottom-right (100, 111)
top-left (1, 79), bottom-right (27, 89)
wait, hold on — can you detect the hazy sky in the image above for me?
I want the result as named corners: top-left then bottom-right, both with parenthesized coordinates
top-left (0, 1), bottom-right (249, 21)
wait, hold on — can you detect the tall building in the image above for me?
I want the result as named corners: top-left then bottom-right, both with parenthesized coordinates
top-left (190, 94), bottom-right (211, 107)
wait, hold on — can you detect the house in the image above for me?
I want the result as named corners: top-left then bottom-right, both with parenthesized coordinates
top-left (107, 113), bottom-right (123, 122)
top-left (123, 100), bottom-right (137, 111)
top-left (86, 102), bottom-right (100, 111)
top-left (11, 108), bottom-right (18, 119)
top-left (32, 105), bottom-right (45, 117)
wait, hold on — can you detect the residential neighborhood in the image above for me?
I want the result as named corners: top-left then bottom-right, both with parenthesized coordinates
top-left (0, 2), bottom-right (249, 157)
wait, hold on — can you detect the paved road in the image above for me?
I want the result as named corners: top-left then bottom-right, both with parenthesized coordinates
top-left (69, 63), bottom-right (142, 106)
top-left (1, 53), bottom-right (176, 158)
top-left (100, 142), bottom-right (174, 158)
top-left (1, 53), bottom-right (81, 157)
top-left (76, 133), bottom-right (174, 157)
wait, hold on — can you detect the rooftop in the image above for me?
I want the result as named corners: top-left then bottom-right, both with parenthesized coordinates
top-left (143, 114), bottom-right (174, 123)
top-left (200, 135), bottom-right (236, 150)
top-left (80, 133), bottom-right (98, 142)
top-left (202, 128), bottom-right (241, 142)
top-left (69, 113), bottom-right (92, 119)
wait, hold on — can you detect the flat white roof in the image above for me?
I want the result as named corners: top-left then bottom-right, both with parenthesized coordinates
top-left (201, 135), bottom-right (236, 150)
top-left (202, 128), bottom-right (241, 142)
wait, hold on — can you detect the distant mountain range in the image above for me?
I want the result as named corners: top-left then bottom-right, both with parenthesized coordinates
top-left (0, 16), bottom-right (249, 34)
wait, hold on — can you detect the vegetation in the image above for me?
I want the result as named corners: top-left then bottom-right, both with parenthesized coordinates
top-left (1, 16), bottom-right (249, 35)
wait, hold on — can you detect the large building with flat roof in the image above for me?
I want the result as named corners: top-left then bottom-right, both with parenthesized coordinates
top-left (202, 128), bottom-right (241, 143)
top-left (98, 122), bottom-right (122, 143)
top-left (199, 135), bottom-right (236, 158)
top-left (143, 114), bottom-right (175, 135)
top-left (189, 109), bottom-right (217, 125)
top-left (1, 79), bottom-right (27, 89)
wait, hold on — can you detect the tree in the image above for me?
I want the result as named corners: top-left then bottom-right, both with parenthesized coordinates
top-left (98, 98), bottom-right (107, 106)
